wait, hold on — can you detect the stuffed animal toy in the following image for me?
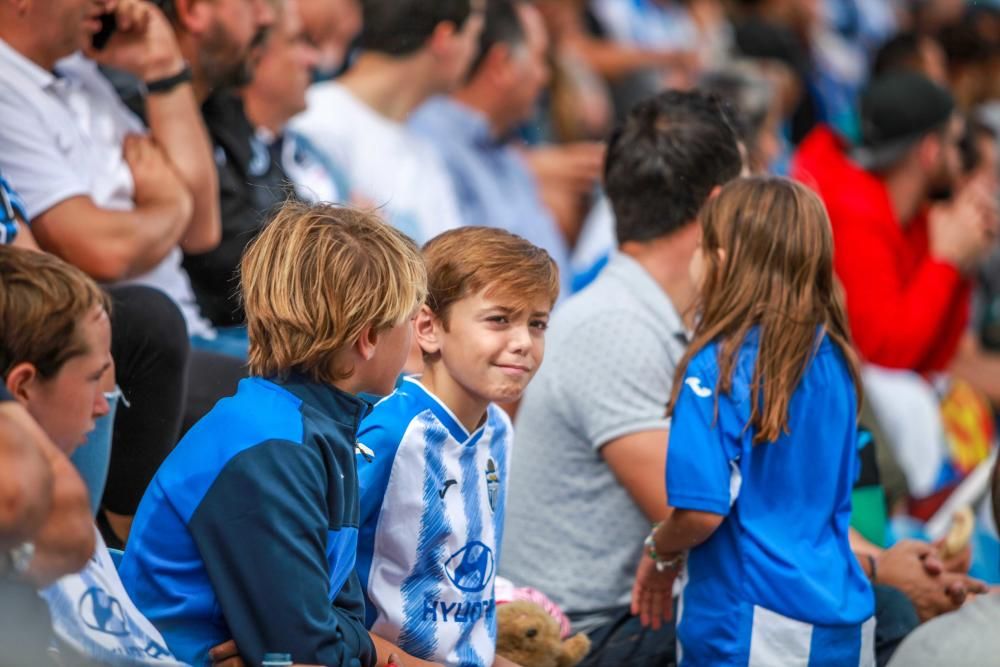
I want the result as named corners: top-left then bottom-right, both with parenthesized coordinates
top-left (496, 600), bottom-right (591, 667)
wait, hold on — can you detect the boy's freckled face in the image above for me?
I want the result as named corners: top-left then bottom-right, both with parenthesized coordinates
top-left (435, 291), bottom-right (550, 405)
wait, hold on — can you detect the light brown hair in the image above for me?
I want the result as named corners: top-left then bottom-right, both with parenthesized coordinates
top-left (0, 246), bottom-right (110, 380)
top-left (422, 226), bottom-right (560, 326)
top-left (241, 201), bottom-right (427, 383)
top-left (669, 177), bottom-right (862, 443)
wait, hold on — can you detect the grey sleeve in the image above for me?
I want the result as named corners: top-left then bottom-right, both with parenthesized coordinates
top-left (550, 315), bottom-right (675, 449)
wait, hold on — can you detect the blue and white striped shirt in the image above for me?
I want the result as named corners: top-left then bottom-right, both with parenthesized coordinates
top-left (0, 172), bottom-right (27, 245)
top-left (356, 377), bottom-right (512, 667)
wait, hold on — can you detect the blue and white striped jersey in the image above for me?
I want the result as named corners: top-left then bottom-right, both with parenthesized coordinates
top-left (0, 172), bottom-right (27, 245)
top-left (356, 377), bottom-right (512, 667)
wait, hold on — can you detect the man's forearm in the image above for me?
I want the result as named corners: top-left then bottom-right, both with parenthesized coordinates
top-left (145, 83), bottom-right (221, 254)
top-left (0, 404), bottom-right (53, 549)
top-left (26, 448), bottom-right (94, 587)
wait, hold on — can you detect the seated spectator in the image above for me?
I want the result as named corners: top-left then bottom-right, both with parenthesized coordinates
top-left (410, 0), bottom-right (572, 294)
top-left (0, 0), bottom-right (218, 338)
top-left (182, 0), bottom-right (325, 331)
top-left (297, 0), bottom-right (362, 80)
top-left (793, 72), bottom-right (995, 375)
top-left (0, 246), bottom-right (188, 666)
top-left (633, 177), bottom-right (876, 665)
top-left (500, 90), bottom-right (743, 667)
top-left (887, 457), bottom-right (1000, 667)
top-left (121, 203), bottom-right (427, 667)
top-left (242, 0), bottom-right (352, 206)
top-left (290, 0), bottom-right (484, 244)
top-left (356, 227), bottom-right (559, 666)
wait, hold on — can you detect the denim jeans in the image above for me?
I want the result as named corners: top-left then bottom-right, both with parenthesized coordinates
top-left (70, 389), bottom-right (122, 517)
top-left (575, 606), bottom-right (677, 667)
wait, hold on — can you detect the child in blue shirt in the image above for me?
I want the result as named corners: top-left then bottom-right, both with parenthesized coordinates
top-left (119, 203), bottom-right (427, 667)
top-left (355, 227), bottom-right (560, 667)
top-left (633, 178), bottom-right (875, 666)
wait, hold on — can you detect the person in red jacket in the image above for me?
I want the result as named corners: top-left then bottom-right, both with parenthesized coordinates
top-left (793, 72), bottom-right (997, 375)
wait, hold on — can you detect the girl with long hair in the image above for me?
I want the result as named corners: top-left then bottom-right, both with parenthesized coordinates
top-left (632, 177), bottom-right (875, 665)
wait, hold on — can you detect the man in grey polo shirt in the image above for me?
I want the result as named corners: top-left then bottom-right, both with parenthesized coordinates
top-left (501, 90), bottom-right (743, 667)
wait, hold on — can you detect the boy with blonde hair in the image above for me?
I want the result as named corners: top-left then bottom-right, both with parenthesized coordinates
top-left (355, 227), bottom-right (559, 667)
top-left (120, 203), bottom-right (427, 667)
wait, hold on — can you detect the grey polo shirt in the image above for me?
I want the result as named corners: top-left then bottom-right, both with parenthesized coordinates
top-left (501, 251), bottom-right (688, 632)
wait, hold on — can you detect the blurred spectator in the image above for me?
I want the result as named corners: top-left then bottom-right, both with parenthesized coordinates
top-left (243, 0), bottom-right (351, 205)
top-left (297, 0), bottom-right (361, 79)
top-left (291, 0), bottom-right (484, 244)
top-left (937, 16), bottom-right (1000, 111)
top-left (700, 61), bottom-right (786, 173)
top-left (184, 0), bottom-right (344, 330)
top-left (410, 0), bottom-right (572, 294)
top-left (871, 30), bottom-right (948, 84)
top-left (886, 457), bottom-right (1000, 666)
top-left (793, 72), bottom-right (994, 375)
top-left (502, 90), bottom-right (743, 667)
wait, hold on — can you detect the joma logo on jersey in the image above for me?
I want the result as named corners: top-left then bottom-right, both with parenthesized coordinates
top-left (422, 597), bottom-right (495, 624)
top-left (685, 377), bottom-right (713, 398)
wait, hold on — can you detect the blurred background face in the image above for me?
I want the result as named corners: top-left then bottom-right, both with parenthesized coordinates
top-left (927, 115), bottom-right (966, 201)
top-left (503, 3), bottom-right (551, 124)
top-left (246, 0), bottom-right (319, 122)
top-left (437, 4), bottom-right (486, 91)
top-left (198, 0), bottom-right (275, 89)
top-left (296, 0), bottom-right (360, 76)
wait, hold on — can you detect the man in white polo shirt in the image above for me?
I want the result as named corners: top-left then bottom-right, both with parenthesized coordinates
top-left (0, 0), bottom-right (222, 340)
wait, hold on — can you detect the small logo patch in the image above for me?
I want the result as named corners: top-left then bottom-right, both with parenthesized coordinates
top-left (685, 377), bottom-right (713, 398)
top-left (485, 458), bottom-right (500, 513)
top-left (439, 479), bottom-right (458, 499)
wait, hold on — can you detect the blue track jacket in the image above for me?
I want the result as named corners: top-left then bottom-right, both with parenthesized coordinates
top-left (119, 376), bottom-right (376, 667)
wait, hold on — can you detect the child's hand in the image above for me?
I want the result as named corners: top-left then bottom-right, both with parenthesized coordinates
top-left (630, 554), bottom-right (677, 630)
top-left (208, 640), bottom-right (245, 667)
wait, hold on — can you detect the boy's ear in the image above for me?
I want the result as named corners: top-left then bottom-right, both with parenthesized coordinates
top-left (355, 324), bottom-right (379, 362)
top-left (414, 304), bottom-right (442, 356)
top-left (5, 362), bottom-right (39, 405)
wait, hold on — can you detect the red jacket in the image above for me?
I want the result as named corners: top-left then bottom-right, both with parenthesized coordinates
top-left (792, 126), bottom-right (971, 373)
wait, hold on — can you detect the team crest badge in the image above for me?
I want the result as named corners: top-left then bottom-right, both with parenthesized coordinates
top-left (485, 458), bottom-right (499, 513)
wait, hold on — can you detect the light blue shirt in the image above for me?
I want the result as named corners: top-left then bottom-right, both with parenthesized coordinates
top-left (409, 97), bottom-right (572, 295)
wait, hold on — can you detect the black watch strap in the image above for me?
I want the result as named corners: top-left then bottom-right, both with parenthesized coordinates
top-left (145, 64), bottom-right (193, 95)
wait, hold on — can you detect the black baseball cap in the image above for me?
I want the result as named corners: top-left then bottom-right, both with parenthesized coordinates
top-left (853, 71), bottom-right (955, 170)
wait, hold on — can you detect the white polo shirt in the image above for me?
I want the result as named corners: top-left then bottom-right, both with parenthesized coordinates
top-left (0, 40), bottom-right (211, 337)
top-left (290, 82), bottom-right (463, 244)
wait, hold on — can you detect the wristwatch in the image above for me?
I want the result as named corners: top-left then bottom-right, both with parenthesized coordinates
top-left (145, 63), bottom-right (193, 95)
top-left (0, 542), bottom-right (34, 578)
top-left (644, 524), bottom-right (685, 573)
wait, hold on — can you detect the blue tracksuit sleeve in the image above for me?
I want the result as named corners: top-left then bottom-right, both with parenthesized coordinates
top-left (188, 439), bottom-right (375, 667)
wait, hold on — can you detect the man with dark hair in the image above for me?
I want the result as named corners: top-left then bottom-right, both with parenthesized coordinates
top-left (409, 0), bottom-right (572, 293)
top-left (290, 0), bottom-right (484, 243)
top-left (501, 90), bottom-right (742, 667)
top-left (871, 31), bottom-right (947, 84)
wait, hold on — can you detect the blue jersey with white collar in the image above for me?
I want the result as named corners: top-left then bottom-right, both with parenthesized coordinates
top-left (668, 330), bottom-right (874, 667)
top-left (120, 376), bottom-right (376, 667)
top-left (355, 377), bottom-right (511, 667)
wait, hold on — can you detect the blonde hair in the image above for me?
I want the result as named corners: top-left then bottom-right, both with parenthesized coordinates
top-left (423, 227), bottom-right (560, 326)
top-left (241, 201), bottom-right (427, 384)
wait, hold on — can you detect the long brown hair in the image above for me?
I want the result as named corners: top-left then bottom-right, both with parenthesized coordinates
top-left (669, 177), bottom-right (862, 443)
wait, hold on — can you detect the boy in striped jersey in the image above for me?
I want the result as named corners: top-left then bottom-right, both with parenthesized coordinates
top-left (356, 228), bottom-right (560, 667)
